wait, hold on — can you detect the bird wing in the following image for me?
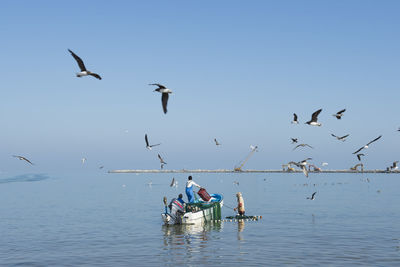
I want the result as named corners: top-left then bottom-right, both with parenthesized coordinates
top-left (170, 178), bottom-right (175, 187)
top-left (158, 154), bottom-right (166, 164)
top-left (145, 134), bottom-right (149, 147)
top-left (306, 144), bottom-right (314, 149)
top-left (68, 49), bottom-right (86, 71)
top-left (150, 143), bottom-right (161, 148)
top-left (366, 135), bottom-right (382, 146)
top-left (311, 109), bottom-right (322, 121)
top-left (149, 83), bottom-right (166, 89)
top-left (301, 166), bottom-right (309, 177)
top-left (13, 155), bottom-right (33, 165)
top-left (293, 145), bottom-right (301, 150)
top-left (331, 134), bottom-right (338, 138)
top-left (161, 93), bottom-right (169, 114)
top-left (337, 109), bottom-right (346, 115)
top-left (340, 134), bottom-right (349, 139)
top-left (89, 73), bottom-right (102, 80)
top-left (353, 146), bottom-right (364, 154)
top-left (293, 113), bottom-right (298, 121)
top-left (23, 157), bottom-right (33, 165)
top-left (312, 192), bottom-right (317, 198)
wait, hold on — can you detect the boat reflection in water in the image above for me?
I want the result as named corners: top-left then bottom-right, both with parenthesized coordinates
top-left (162, 222), bottom-right (223, 247)
top-left (161, 222), bottom-right (223, 264)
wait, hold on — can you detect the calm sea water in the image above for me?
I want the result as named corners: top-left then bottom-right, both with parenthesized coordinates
top-left (0, 171), bottom-right (399, 266)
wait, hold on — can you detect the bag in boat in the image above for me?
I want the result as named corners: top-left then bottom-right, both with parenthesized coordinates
top-left (197, 188), bottom-right (211, 201)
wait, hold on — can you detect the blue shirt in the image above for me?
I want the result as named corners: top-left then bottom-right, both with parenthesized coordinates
top-left (177, 197), bottom-right (185, 204)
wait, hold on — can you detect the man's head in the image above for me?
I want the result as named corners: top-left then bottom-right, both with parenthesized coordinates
top-left (188, 176), bottom-right (192, 180)
top-left (179, 193), bottom-right (183, 198)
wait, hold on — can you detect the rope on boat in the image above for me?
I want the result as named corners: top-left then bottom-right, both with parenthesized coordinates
top-left (222, 203), bottom-right (236, 210)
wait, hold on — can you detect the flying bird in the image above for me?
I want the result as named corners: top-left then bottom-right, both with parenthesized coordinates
top-left (145, 134), bottom-right (161, 150)
top-left (149, 83), bottom-right (172, 114)
top-left (158, 154), bottom-right (167, 169)
top-left (307, 192), bottom-right (317, 200)
top-left (350, 163), bottom-right (364, 171)
top-left (288, 158), bottom-right (312, 177)
top-left (331, 134), bottom-right (349, 141)
top-left (170, 177), bottom-right (177, 187)
top-left (292, 113), bottom-right (299, 124)
top-left (214, 138), bottom-right (221, 146)
top-left (333, 109), bottom-right (346, 119)
top-left (250, 145), bottom-right (258, 151)
top-left (352, 135), bottom-right (382, 154)
top-left (299, 158), bottom-right (312, 166)
top-left (293, 144), bottom-right (314, 150)
top-left (68, 49), bottom-right (101, 80)
top-left (291, 138), bottom-right (298, 144)
top-left (356, 153), bottom-right (365, 161)
top-left (13, 155), bottom-right (33, 165)
top-left (305, 109), bottom-right (322, 126)
top-left (390, 161), bottom-right (399, 171)
top-left (82, 157), bottom-right (87, 165)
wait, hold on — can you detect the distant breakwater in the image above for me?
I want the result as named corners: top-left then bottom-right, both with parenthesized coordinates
top-left (109, 169), bottom-right (400, 174)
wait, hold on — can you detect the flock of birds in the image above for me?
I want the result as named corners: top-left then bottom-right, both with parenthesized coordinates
top-left (287, 108), bottom-right (399, 180)
top-left (10, 50), bottom-right (399, 185)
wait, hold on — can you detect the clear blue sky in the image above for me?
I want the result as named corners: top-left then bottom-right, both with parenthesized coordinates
top-left (0, 1), bottom-right (399, 172)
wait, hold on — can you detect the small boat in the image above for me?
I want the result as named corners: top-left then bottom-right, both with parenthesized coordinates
top-left (162, 194), bottom-right (223, 225)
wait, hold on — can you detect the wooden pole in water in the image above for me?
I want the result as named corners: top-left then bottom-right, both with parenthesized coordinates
top-left (163, 196), bottom-right (168, 214)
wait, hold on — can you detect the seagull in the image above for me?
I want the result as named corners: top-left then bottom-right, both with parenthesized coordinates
top-left (233, 181), bottom-right (239, 185)
top-left (307, 192), bottom-right (317, 200)
top-left (322, 162), bottom-right (328, 166)
top-left (288, 158), bottom-right (311, 177)
top-left (250, 145), bottom-right (258, 151)
top-left (99, 165), bottom-right (104, 169)
top-left (13, 155), bottom-right (34, 165)
top-left (305, 109), bottom-right (322, 126)
top-left (214, 138), bottom-right (221, 146)
top-left (145, 134), bottom-right (161, 150)
top-left (331, 134), bottom-right (350, 141)
top-left (352, 135), bottom-right (382, 154)
top-left (158, 154), bottom-right (167, 169)
top-left (356, 153), bottom-right (365, 161)
top-left (333, 109), bottom-right (346, 119)
top-left (291, 138), bottom-right (298, 144)
top-left (149, 83), bottom-right (172, 114)
top-left (350, 163), bottom-right (363, 171)
top-left (292, 113), bottom-right (299, 124)
top-left (293, 144), bottom-right (313, 150)
top-left (300, 158), bottom-right (312, 166)
top-left (300, 165), bottom-right (309, 177)
top-left (68, 49), bottom-right (101, 80)
top-left (170, 177), bottom-right (177, 187)
top-left (308, 164), bottom-right (322, 172)
top-left (390, 161), bottom-right (399, 171)
top-left (398, 127), bottom-right (400, 132)
top-left (82, 157), bottom-right (87, 165)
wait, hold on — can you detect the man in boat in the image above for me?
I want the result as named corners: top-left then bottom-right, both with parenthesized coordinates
top-left (168, 196), bottom-right (185, 224)
top-left (177, 193), bottom-right (185, 205)
top-left (185, 175), bottom-right (201, 203)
